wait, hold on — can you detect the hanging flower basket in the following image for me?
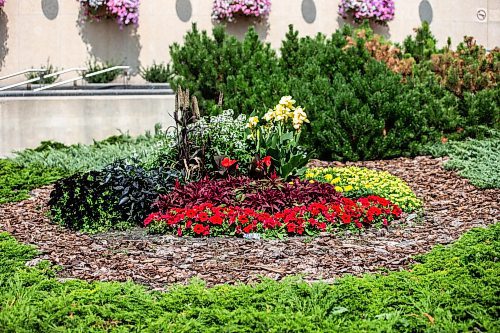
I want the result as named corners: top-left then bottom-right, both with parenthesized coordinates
top-left (339, 0), bottom-right (395, 25)
top-left (77, 0), bottom-right (140, 28)
top-left (212, 0), bottom-right (271, 23)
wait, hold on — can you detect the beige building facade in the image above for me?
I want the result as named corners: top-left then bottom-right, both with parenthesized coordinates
top-left (0, 0), bottom-right (499, 83)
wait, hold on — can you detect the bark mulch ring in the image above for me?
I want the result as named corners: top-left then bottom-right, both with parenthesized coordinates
top-left (0, 156), bottom-right (498, 290)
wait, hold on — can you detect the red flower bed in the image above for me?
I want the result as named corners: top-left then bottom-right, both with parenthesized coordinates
top-left (145, 195), bottom-right (402, 237)
top-left (155, 176), bottom-right (344, 214)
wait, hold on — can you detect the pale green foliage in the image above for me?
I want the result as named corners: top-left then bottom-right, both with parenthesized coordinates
top-left (12, 130), bottom-right (170, 174)
top-left (426, 137), bottom-right (500, 189)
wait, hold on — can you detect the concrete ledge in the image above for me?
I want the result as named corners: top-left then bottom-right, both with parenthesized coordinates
top-left (0, 95), bottom-right (175, 157)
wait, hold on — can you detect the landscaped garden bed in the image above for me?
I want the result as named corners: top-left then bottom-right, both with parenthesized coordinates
top-left (0, 22), bottom-right (498, 331)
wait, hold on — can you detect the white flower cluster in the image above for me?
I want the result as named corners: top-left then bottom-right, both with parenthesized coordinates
top-left (80, 0), bottom-right (106, 8)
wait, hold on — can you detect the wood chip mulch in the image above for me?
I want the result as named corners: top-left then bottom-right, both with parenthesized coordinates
top-left (0, 156), bottom-right (498, 290)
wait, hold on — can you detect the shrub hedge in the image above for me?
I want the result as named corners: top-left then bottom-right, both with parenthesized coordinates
top-left (169, 23), bottom-right (498, 161)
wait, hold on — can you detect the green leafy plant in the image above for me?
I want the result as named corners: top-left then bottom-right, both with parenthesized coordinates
top-left (101, 160), bottom-right (181, 224)
top-left (140, 62), bottom-right (172, 83)
top-left (25, 62), bottom-right (60, 84)
top-left (246, 96), bottom-right (309, 179)
top-left (0, 159), bottom-right (64, 204)
top-left (84, 59), bottom-right (123, 84)
top-left (49, 160), bottom-right (180, 233)
top-left (192, 109), bottom-right (257, 174)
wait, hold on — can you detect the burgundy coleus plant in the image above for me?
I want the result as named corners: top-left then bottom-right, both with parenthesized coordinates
top-left (154, 176), bottom-right (344, 214)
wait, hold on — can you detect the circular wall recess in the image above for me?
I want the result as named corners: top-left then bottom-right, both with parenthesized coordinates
top-left (41, 0), bottom-right (59, 20)
top-left (176, 0), bottom-right (193, 23)
top-left (419, 0), bottom-right (433, 24)
top-left (301, 0), bottom-right (317, 24)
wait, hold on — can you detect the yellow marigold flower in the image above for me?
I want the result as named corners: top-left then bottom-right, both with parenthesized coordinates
top-left (302, 165), bottom-right (422, 212)
top-left (309, 180), bottom-right (315, 184)
top-left (330, 177), bottom-right (341, 184)
top-left (335, 186), bottom-right (343, 192)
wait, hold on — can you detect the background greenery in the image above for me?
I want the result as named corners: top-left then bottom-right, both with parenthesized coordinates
top-left (0, 223), bottom-right (498, 332)
top-left (169, 23), bottom-right (499, 161)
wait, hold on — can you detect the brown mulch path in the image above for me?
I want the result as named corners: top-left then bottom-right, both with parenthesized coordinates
top-left (0, 156), bottom-right (498, 290)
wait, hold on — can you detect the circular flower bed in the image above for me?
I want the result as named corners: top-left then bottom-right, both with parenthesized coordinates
top-left (46, 94), bottom-right (419, 238)
top-left (338, 0), bottom-right (395, 25)
top-left (212, 0), bottom-right (271, 23)
top-left (78, 0), bottom-right (140, 28)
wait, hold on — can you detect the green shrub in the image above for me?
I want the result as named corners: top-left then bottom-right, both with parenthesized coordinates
top-left (170, 24), bottom-right (285, 116)
top-left (425, 137), bottom-right (500, 189)
top-left (140, 62), bottom-right (172, 83)
top-left (169, 24), bottom-right (500, 161)
top-left (461, 87), bottom-right (500, 137)
top-left (0, 160), bottom-right (64, 204)
top-left (169, 24), bottom-right (464, 161)
top-left (85, 59), bottom-right (123, 84)
top-left (402, 21), bottom-right (440, 63)
top-left (25, 62), bottom-right (60, 84)
top-left (0, 223), bottom-right (499, 331)
top-left (49, 160), bottom-right (180, 233)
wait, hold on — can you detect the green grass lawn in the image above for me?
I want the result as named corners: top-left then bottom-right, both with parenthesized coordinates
top-left (0, 223), bottom-right (498, 332)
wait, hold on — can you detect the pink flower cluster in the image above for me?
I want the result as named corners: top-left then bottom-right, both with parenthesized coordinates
top-left (212, 0), bottom-right (271, 23)
top-left (339, 0), bottom-right (395, 25)
top-left (107, 0), bottom-right (140, 27)
top-left (78, 0), bottom-right (139, 28)
top-left (0, 0), bottom-right (5, 7)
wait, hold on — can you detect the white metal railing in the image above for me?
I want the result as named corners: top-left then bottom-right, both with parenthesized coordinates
top-left (84, 65), bottom-right (129, 79)
top-left (34, 66), bottom-right (130, 92)
top-left (1, 66), bottom-right (130, 92)
top-left (32, 67), bottom-right (87, 92)
top-left (0, 69), bottom-right (45, 81)
top-left (0, 77), bottom-right (44, 91)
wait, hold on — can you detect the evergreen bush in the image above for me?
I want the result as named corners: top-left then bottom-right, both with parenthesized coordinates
top-left (168, 24), bottom-right (496, 161)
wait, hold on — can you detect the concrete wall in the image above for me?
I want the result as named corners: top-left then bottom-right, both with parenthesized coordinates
top-left (0, 0), bottom-right (498, 83)
top-left (0, 95), bottom-right (175, 156)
